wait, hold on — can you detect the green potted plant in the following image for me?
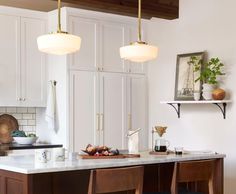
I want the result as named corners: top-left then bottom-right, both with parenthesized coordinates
top-left (188, 56), bottom-right (203, 100)
top-left (193, 57), bottom-right (225, 100)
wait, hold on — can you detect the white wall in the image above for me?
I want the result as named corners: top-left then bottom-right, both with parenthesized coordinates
top-left (36, 9), bottom-right (69, 148)
top-left (148, 0), bottom-right (236, 193)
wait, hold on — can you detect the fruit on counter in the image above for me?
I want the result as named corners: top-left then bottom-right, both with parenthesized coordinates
top-left (85, 144), bottom-right (97, 155)
top-left (27, 133), bottom-right (37, 137)
top-left (11, 130), bottom-right (27, 137)
top-left (83, 144), bottom-right (119, 156)
top-left (11, 130), bottom-right (37, 137)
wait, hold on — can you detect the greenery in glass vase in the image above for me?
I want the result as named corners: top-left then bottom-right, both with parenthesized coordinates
top-left (190, 57), bottom-right (225, 84)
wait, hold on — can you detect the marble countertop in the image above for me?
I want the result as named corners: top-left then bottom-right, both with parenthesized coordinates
top-left (0, 152), bottom-right (225, 174)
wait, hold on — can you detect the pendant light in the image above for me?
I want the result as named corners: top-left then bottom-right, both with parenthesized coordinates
top-left (120, 0), bottom-right (158, 63)
top-left (37, 0), bottom-right (81, 55)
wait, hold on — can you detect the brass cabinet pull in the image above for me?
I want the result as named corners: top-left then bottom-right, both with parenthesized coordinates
top-left (100, 113), bottom-right (104, 131)
top-left (96, 113), bottom-right (100, 131)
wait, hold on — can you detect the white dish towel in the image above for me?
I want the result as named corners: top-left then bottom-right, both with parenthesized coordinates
top-left (45, 81), bottom-right (57, 131)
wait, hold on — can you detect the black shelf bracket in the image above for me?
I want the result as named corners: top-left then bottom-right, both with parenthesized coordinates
top-left (164, 102), bottom-right (228, 119)
top-left (167, 103), bottom-right (181, 118)
top-left (213, 103), bottom-right (227, 119)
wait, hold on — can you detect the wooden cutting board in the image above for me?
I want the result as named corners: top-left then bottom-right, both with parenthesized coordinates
top-left (79, 154), bottom-right (140, 159)
top-left (0, 114), bottom-right (19, 144)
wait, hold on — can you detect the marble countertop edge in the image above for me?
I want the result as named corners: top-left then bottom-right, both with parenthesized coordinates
top-left (0, 153), bottom-right (225, 174)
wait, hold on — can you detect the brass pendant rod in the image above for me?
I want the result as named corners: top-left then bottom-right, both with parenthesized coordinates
top-left (138, 0), bottom-right (142, 42)
top-left (57, 0), bottom-right (62, 33)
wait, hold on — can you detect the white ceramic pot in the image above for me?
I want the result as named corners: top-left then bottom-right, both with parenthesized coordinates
top-left (193, 92), bottom-right (201, 101)
top-left (202, 83), bottom-right (214, 100)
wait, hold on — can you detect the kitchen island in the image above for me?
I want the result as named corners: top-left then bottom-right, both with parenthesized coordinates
top-left (0, 152), bottom-right (224, 194)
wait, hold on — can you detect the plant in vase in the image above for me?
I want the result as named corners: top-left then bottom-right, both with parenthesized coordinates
top-left (194, 57), bottom-right (225, 100)
top-left (188, 56), bottom-right (203, 100)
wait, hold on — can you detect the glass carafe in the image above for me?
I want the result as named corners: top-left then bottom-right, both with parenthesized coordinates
top-left (154, 137), bottom-right (170, 152)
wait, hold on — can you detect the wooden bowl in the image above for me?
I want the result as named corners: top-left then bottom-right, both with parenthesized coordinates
top-left (0, 114), bottom-right (19, 144)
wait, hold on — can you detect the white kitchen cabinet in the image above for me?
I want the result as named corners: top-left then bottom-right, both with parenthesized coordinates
top-left (69, 71), bottom-right (127, 152)
top-left (69, 71), bottom-right (99, 152)
top-left (127, 75), bottom-right (148, 150)
top-left (67, 15), bottom-right (128, 73)
top-left (0, 12), bottom-right (46, 107)
top-left (99, 72), bottom-right (127, 148)
top-left (100, 22), bottom-right (126, 73)
top-left (48, 7), bottom-right (148, 149)
top-left (0, 14), bottom-right (21, 106)
top-left (20, 17), bottom-right (47, 107)
top-left (68, 17), bottom-right (99, 71)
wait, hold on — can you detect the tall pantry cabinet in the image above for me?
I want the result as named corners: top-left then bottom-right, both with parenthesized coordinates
top-left (48, 7), bottom-right (148, 151)
top-left (69, 72), bottom-right (127, 151)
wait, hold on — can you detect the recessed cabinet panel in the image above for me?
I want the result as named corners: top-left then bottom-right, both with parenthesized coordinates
top-left (21, 17), bottom-right (46, 107)
top-left (0, 15), bottom-right (21, 106)
top-left (101, 22), bottom-right (125, 72)
top-left (69, 17), bottom-right (99, 71)
top-left (100, 73), bottom-right (126, 149)
top-left (6, 178), bottom-right (24, 194)
top-left (70, 71), bottom-right (98, 152)
top-left (127, 75), bottom-right (148, 150)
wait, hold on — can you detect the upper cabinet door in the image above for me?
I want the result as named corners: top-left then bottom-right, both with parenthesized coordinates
top-left (128, 26), bottom-right (146, 74)
top-left (69, 17), bottom-right (99, 71)
top-left (99, 73), bottom-right (126, 149)
top-left (69, 71), bottom-right (99, 152)
top-left (127, 75), bottom-right (148, 151)
top-left (0, 15), bottom-right (21, 106)
top-left (100, 22), bottom-right (126, 73)
top-left (20, 17), bottom-right (47, 107)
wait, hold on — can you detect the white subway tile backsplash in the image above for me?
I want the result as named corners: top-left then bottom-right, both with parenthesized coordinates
top-left (23, 114), bottom-right (33, 119)
top-left (0, 107), bottom-right (37, 132)
top-left (12, 113), bottom-right (22, 120)
top-left (18, 120), bottom-right (28, 126)
top-left (27, 120), bottom-right (36, 126)
top-left (27, 108), bottom-right (36, 113)
top-left (6, 107), bottom-right (17, 113)
top-left (17, 107), bottom-right (27, 113)
top-left (23, 126), bottom-right (35, 132)
top-left (0, 107), bottom-right (6, 113)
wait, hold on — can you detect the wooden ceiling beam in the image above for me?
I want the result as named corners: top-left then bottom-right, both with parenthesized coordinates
top-left (56, 0), bottom-right (179, 20)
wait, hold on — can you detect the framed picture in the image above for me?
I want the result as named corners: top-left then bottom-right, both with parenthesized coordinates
top-left (174, 52), bottom-right (205, 100)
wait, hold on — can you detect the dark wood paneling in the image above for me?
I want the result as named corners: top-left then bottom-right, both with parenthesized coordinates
top-left (52, 170), bottom-right (90, 194)
top-left (55, 0), bottom-right (179, 20)
top-left (6, 178), bottom-right (23, 194)
top-left (0, 159), bottom-right (223, 194)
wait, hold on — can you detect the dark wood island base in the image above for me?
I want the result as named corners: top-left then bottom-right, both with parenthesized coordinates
top-left (0, 158), bottom-right (223, 194)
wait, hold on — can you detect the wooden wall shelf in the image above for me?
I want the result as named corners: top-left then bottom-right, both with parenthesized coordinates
top-left (160, 100), bottom-right (232, 119)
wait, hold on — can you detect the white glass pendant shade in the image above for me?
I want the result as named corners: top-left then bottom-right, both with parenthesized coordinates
top-left (37, 32), bottom-right (81, 55)
top-left (120, 42), bottom-right (158, 63)
top-left (119, 0), bottom-right (158, 63)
